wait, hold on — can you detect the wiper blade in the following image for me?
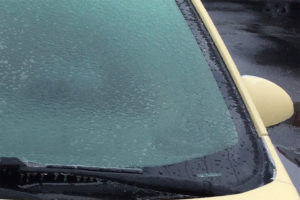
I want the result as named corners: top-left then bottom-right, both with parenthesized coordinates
top-left (0, 157), bottom-right (143, 174)
top-left (0, 157), bottom-right (236, 197)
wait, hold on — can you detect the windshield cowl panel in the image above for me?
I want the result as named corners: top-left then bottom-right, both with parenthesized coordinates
top-left (0, 157), bottom-right (236, 199)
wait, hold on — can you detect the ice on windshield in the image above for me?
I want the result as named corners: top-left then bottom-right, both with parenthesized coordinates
top-left (0, 0), bottom-right (238, 167)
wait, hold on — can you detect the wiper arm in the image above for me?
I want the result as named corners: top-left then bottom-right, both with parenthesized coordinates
top-left (0, 157), bottom-right (236, 197)
top-left (0, 157), bottom-right (143, 174)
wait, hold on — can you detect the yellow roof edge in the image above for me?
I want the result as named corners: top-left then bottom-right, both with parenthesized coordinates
top-left (191, 0), bottom-right (268, 136)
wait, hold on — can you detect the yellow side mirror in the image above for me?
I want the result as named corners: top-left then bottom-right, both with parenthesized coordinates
top-left (242, 75), bottom-right (294, 128)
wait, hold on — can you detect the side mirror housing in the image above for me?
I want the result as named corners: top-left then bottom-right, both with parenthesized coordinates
top-left (242, 75), bottom-right (294, 127)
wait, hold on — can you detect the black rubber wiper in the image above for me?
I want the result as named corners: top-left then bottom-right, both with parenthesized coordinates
top-left (0, 157), bottom-right (143, 174)
top-left (0, 157), bottom-right (236, 197)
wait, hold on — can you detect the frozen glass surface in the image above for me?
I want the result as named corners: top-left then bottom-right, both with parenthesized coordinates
top-left (0, 0), bottom-right (238, 167)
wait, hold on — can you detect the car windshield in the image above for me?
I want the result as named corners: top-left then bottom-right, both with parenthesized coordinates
top-left (0, 0), bottom-right (238, 168)
top-left (0, 0), bottom-right (273, 199)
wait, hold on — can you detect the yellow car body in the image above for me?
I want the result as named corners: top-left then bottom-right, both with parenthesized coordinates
top-left (0, 1), bottom-right (298, 199)
top-left (191, 0), bottom-right (299, 199)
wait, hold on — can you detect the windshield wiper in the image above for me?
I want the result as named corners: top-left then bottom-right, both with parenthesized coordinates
top-left (0, 157), bottom-right (236, 198)
top-left (0, 157), bottom-right (143, 174)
